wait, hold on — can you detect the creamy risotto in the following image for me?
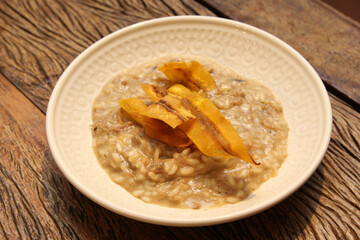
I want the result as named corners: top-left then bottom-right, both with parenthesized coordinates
top-left (91, 55), bottom-right (288, 209)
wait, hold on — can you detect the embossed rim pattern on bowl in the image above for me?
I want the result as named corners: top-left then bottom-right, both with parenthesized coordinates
top-left (46, 16), bottom-right (332, 226)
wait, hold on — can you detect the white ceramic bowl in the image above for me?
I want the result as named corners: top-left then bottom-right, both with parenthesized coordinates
top-left (46, 16), bottom-right (332, 226)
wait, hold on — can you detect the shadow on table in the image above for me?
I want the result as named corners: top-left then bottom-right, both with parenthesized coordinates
top-left (42, 148), bottom-right (175, 239)
top-left (42, 148), bottom-right (324, 239)
top-left (170, 164), bottom-right (325, 239)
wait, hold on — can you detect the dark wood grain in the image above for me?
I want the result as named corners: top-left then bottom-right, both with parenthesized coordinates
top-left (200, 0), bottom-right (360, 105)
top-left (167, 93), bottom-right (360, 240)
top-left (1, 69), bottom-right (359, 238)
top-left (0, 74), bottom-right (179, 239)
top-left (0, 0), bottom-right (214, 113)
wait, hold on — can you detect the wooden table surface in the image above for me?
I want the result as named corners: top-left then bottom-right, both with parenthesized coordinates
top-left (1, 0), bottom-right (359, 239)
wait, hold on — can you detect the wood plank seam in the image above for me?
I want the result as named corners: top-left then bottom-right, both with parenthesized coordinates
top-left (0, 74), bottom-right (47, 115)
top-left (198, 0), bottom-right (360, 112)
top-left (195, 0), bottom-right (360, 106)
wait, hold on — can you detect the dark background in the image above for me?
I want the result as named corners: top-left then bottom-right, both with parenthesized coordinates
top-left (323, 0), bottom-right (360, 22)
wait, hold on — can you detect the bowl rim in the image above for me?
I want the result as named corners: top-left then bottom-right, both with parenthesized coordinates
top-left (46, 15), bottom-right (332, 226)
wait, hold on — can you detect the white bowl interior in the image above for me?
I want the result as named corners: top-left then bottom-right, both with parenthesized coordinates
top-left (46, 16), bottom-right (332, 226)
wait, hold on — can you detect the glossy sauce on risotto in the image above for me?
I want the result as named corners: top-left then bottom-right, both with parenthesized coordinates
top-left (91, 56), bottom-right (288, 209)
